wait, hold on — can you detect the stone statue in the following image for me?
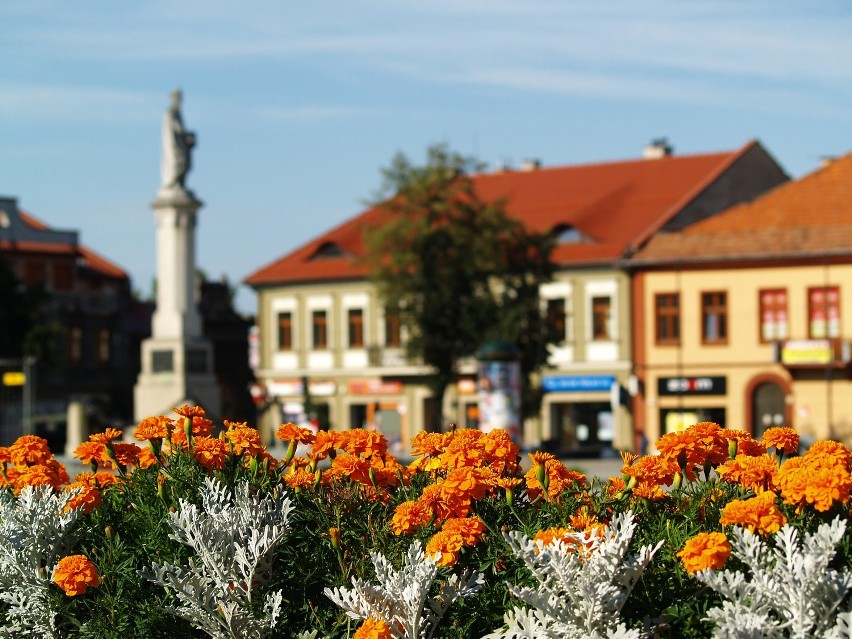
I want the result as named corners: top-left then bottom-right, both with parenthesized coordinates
top-left (160, 90), bottom-right (196, 191)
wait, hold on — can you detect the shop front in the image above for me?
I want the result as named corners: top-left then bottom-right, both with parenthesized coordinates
top-left (655, 375), bottom-right (727, 440)
top-left (541, 374), bottom-right (622, 457)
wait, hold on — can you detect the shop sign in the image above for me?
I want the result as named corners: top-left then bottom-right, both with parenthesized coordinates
top-left (266, 379), bottom-right (337, 397)
top-left (780, 339), bottom-right (833, 365)
top-left (542, 374), bottom-right (615, 393)
top-left (348, 379), bottom-right (402, 395)
top-left (2, 371), bottom-right (25, 387)
top-left (658, 376), bottom-right (727, 396)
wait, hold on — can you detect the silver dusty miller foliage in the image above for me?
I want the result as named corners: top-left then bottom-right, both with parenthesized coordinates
top-left (0, 484), bottom-right (84, 639)
top-left (483, 510), bottom-right (662, 639)
top-left (141, 477), bottom-right (294, 639)
top-left (693, 517), bottom-right (852, 639)
top-left (324, 540), bottom-right (484, 639)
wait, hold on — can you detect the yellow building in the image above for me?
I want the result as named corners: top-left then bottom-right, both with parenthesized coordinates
top-left (629, 154), bottom-right (852, 449)
top-left (245, 141), bottom-right (787, 454)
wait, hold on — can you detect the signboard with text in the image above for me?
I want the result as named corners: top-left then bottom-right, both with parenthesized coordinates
top-left (657, 376), bottom-right (727, 396)
top-left (542, 374), bottom-right (615, 393)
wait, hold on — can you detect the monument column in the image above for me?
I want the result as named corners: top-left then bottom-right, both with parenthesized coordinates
top-left (134, 90), bottom-right (221, 422)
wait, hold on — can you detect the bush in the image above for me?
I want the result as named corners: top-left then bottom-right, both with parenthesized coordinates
top-left (0, 411), bottom-right (850, 638)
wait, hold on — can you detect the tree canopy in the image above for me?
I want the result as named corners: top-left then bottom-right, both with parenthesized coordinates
top-left (363, 144), bottom-right (555, 429)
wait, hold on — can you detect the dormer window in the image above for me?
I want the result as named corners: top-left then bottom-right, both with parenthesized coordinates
top-left (310, 241), bottom-right (348, 260)
top-left (552, 224), bottom-right (594, 245)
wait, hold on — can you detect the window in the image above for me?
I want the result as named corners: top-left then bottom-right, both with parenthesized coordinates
top-left (96, 327), bottom-right (110, 365)
top-left (312, 310), bottom-right (328, 349)
top-left (759, 289), bottom-right (788, 342)
top-left (385, 310), bottom-right (401, 348)
top-left (655, 293), bottom-right (680, 344)
top-left (53, 262), bottom-right (73, 291)
top-left (546, 298), bottom-right (567, 344)
top-left (348, 308), bottom-right (364, 348)
top-left (591, 296), bottom-right (612, 341)
top-left (808, 286), bottom-right (840, 339)
top-left (277, 312), bottom-right (293, 351)
top-left (68, 326), bottom-right (83, 365)
top-left (702, 291), bottom-right (728, 343)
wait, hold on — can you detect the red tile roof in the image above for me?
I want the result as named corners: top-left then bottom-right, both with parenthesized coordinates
top-left (630, 153), bottom-right (852, 265)
top-left (1, 209), bottom-right (128, 279)
top-left (245, 141), bottom-right (764, 286)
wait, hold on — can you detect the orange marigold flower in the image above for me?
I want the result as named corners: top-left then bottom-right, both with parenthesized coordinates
top-left (524, 458), bottom-right (586, 501)
top-left (619, 451), bottom-right (639, 471)
top-left (776, 450), bottom-right (852, 512)
top-left (89, 428), bottom-right (123, 444)
top-left (192, 436), bottom-right (229, 471)
top-left (529, 451), bottom-right (557, 466)
top-left (275, 422), bottom-right (316, 445)
top-left (223, 419), bottom-right (247, 430)
top-left (310, 429), bottom-right (339, 458)
top-left (569, 507), bottom-right (600, 532)
top-left (390, 500), bottom-right (431, 535)
top-left (425, 528), bottom-right (464, 567)
top-left (623, 454), bottom-right (679, 487)
top-left (631, 482), bottom-right (668, 501)
top-left (722, 430), bottom-right (767, 457)
top-left (533, 527), bottom-right (573, 547)
top-left (807, 440), bottom-right (852, 471)
top-left (329, 453), bottom-right (371, 484)
top-left (410, 431), bottom-right (447, 458)
top-left (0, 446), bottom-right (11, 464)
top-left (284, 468), bottom-right (316, 490)
top-left (442, 467), bottom-right (488, 501)
top-left (483, 428), bottom-right (520, 469)
top-left (716, 454), bottom-right (779, 494)
top-left (110, 442), bottom-right (142, 468)
top-left (224, 426), bottom-right (265, 457)
top-left (134, 416), bottom-right (171, 441)
top-left (137, 447), bottom-right (158, 469)
top-left (442, 516), bottom-right (486, 546)
top-left (342, 429), bottom-right (388, 458)
top-left (719, 491), bottom-right (786, 536)
top-left (677, 532), bottom-right (731, 574)
top-left (64, 482), bottom-right (102, 514)
top-left (53, 555), bottom-right (99, 596)
top-left (762, 427), bottom-right (799, 454)
top-left (74, 441), bottom-right (105, 466)
top-left (606, 476), bottom-right (626, 498)
top-left (14, 463), bottom-right (62, 493)
top-left (438, 429), bottom-right (486, 470)
top-left (9, 435), bottom-right (53, 465)
top-left (353, 618), bottom-right (393, 639)
top-left (658, 422), bottom-right (728, 473)
top-left (173, 404), bottom-right (206, 418)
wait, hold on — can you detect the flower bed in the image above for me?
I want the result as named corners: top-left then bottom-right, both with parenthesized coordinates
top-left (1, 407), bottom-right (851, 638)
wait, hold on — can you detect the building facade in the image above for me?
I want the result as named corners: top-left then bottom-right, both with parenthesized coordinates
top-left (629, 154), bottom-right (852, 449)
top-left (0, 197), bottom-right (143, 447)
top-left (246, 141), bottom-right (788, 454)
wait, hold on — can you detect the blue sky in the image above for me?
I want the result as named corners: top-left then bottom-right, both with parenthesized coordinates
top-left (3, 1), bottom-right (852, 314)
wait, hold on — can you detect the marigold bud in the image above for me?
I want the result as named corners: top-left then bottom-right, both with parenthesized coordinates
top-left (329, 527), bottom-right (341, 550)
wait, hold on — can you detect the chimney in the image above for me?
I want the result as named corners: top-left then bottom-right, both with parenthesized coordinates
top-left (643, 138), bottom-right (673, 160)
top-left (520, 158), bottom-right (541, 171)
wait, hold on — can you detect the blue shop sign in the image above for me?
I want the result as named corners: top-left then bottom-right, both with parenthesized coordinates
top-left (542, 374), bottom-right (616, 393)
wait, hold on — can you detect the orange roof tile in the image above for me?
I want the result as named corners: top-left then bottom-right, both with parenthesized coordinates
top-left (630, 153), bottom-right (852, 265)
top-left (4, 209), bottom-right (128, 279)
top-left (245, 142), bottom-right (765, 286)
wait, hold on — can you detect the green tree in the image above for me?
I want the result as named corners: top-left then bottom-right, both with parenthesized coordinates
top-left (363, 144), bottom-right (554, 430)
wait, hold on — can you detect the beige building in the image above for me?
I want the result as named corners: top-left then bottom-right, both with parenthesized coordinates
top-left (629, 153), bottom-right (852, 449)
top-left (245, 141), bottom-right (787, 454)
